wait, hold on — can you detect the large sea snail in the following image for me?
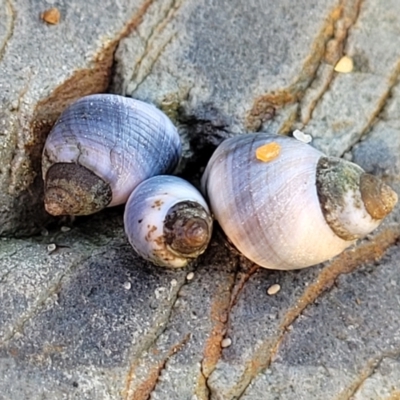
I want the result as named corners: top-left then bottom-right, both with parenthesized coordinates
top-left (201, 133), bottom-right (398, 270)
top-left (124, 175), bottom-right (213, 268)
top-left (42, 94), bottom-right (181, 216)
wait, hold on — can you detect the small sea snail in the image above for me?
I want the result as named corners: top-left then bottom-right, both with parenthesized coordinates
top-left (201, 133), bottom-right (398, 270)
top-left (42, 94), bottom-right (181, 216)
top-left (124, 175), bottom-right (213, 268)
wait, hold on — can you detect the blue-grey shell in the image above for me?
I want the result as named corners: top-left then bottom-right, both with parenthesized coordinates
top-left (42, 94), bottom-right (182, 206)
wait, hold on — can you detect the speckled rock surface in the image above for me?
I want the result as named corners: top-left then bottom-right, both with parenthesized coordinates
top-left (1, 0), bottom-right (400, 399)
top-left (0, 0), bottom-right (147, 236)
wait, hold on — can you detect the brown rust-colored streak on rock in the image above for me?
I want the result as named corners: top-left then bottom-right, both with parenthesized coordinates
top-left (0, 0), bottom-right (16, 62)
top-left (232, 227), bottom-right (400, 400)
top-left (336, 348), bottom-right (400, 400)
top-left (356, 60), bottom-right (400, 141)
top-left (300, 0), bottom-right (363, 127)
top-left (334, 357), bottom-right (381, 400)
top-left (280, 227), bottom-right (400, 331)
top-left (194, 257), bottom-right (241, 399)
top-left (10, 0), bottom-right (155, 195)
top-left (126, 333), bottom-right (191, 400)
top-left (202, 290), bottom-right (231, 376)
top-left (387, 390), bottom-right (400, 400)
top-left (324, 0), bottom-right (362, 65)
top-left (246, 91), bottom-right (297, 132)
top-left (245, 3), bottom-right (344, 132)
top-left (195, 276), bottom-right (237, 398)
top-left (129, 0), bottom-right (184, 90)
top-left (230, 261), bottom-right (260, 309)
top-left (231, 338), bottom-right (278, 399)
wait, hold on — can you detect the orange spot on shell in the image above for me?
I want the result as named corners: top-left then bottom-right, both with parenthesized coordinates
top-left (255, 142), bottom-right (281, 162)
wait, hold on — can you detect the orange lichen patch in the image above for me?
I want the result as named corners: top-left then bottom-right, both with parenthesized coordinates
top-left (255, 142), bottom-right (281, 163)
top-left (41, 8), bottom-right (61, 25)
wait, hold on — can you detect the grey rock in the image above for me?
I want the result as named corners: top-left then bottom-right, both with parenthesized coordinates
top-left (240, 246), bottom-right (400, 400)
top-left (303, 0), bottom-right (400, 156)
top-left (1, 0), bottom-right (400, 399)
top-left (112, 0), bottom-right (341, 155)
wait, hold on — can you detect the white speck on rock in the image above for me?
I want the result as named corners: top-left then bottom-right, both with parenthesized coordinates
top-left (47, 243), bottom-right (56, 253)
top-left (186, 272), bottom-right (194, 281)
top-left (221, 338), bottom-right (232, 348)
top-left (267, 283), bottom-right (281, 296)
top-left (293, 129), bottom-right (312, 143)
top-left (123, 282), bottom-right (131, 290)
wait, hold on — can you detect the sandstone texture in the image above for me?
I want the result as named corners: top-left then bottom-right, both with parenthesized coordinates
top-left (1, 0), bottom-right (400, 399)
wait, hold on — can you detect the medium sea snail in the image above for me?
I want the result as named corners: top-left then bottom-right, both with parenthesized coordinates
top-left (201, 133), bottom-right (398, 270)
top-left (42, 94), bottom-right (181, 216)
top-left (124, 175), bottom-right (213, 268)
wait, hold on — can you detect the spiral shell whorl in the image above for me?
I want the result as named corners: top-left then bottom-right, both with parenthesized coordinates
top-left (42, 94), bottom-right (181, 216)
top-left (164, 201), bottom-right (211, 257)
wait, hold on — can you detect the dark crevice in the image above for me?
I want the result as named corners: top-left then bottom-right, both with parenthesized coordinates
top-left (177, 111), bottom-right (233, 187)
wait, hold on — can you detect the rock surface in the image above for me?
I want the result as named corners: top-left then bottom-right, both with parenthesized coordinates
top-left (0, 0), bottom-right (149, 236)
top-left (1, 0), bottom-right (400, 399)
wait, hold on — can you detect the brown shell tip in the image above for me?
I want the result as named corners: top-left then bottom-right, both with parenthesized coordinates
top-left (179, 219), bottom-right (210, 249)
top-left (360, 173), bottom-right (398, 220)
top-left (164, 201), bottom-right (212, 257)
top-left (44, 163), bottom-right (112, 216)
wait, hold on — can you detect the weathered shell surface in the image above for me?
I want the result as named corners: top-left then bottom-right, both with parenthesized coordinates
top-left (201, 133), bottom-right (397, 270)
top-left (124, 175), bottom-right (213, 268)
top-left (42, 94), bottom-right (181, 211)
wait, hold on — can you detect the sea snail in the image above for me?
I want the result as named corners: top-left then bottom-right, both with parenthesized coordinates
top-left (201, 133), bottom-right (398, 270)
top-left (42, 94), bottom-right (181, 216)
top-left (124, 175), bottom-right (213, 268)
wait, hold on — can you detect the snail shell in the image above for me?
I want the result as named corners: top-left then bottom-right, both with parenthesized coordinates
top-left (124, 175), bottom-right (213, 268)
top-left (201, 133), bottom-right (398, 270)
top-left (42, 94), bottom-right (181, 216)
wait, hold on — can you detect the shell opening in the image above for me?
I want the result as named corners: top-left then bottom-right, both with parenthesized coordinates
top-left (44, 163), bottom-right (112, 216)
top-left (163, 201), bottom-right (213, 258)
